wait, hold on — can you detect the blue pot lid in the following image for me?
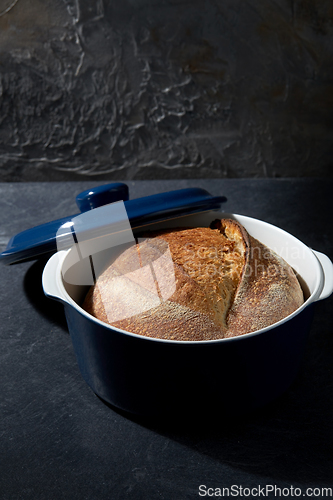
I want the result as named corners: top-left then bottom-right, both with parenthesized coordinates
top-left (0, 183), bottom-right (227, 265)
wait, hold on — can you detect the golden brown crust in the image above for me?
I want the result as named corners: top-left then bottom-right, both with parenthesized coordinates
top-left (225, 235), bottom-right (304, 337)
top-left (82, 219), bottom-right (304, 340)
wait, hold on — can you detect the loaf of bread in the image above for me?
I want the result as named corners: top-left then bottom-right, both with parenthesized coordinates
top-left (82, 219), bottom-right (304, 340)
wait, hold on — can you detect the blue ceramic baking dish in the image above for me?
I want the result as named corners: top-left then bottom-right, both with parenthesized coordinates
top-left (42, 195), bottom-right (333, 417)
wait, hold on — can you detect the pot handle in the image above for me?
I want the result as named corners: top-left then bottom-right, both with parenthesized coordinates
top-left (42, 251), bottom-right (67, 303)
top-left (312, 250), bottom-right (333, 301)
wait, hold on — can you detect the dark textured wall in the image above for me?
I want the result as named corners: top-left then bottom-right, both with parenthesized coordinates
top-left (0, 0), bottom-right (332, 181)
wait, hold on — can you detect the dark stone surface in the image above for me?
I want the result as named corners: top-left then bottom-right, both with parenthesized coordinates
top-left (0, 179), bottom-right (332, 499)
top-left (0, 1), bottom-right (333, 180)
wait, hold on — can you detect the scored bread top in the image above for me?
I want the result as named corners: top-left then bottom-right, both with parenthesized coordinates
top-left (82, 219), bottom-right (304, 340)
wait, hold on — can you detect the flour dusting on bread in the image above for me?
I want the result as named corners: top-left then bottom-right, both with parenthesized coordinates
top-left (82, 219), bottom-right (304, 340)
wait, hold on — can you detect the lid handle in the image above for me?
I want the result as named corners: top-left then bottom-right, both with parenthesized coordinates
top-left (76, 183), bottom-right (129, 212)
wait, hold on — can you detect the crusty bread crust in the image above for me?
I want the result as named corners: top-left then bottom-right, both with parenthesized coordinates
top-left (82, 219), bottom-right (304, 340)
top-left (226, 234), bottom-right (304, 337)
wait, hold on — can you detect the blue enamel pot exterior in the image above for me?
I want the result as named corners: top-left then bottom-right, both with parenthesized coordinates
top-left (63, 300), bottom-right (315, 416)
top-left (42, 211), bottom-right (333, 417)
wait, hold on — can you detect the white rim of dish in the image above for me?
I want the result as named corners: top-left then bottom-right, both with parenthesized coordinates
top-left (46, 214), bottom-right (324, 345)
